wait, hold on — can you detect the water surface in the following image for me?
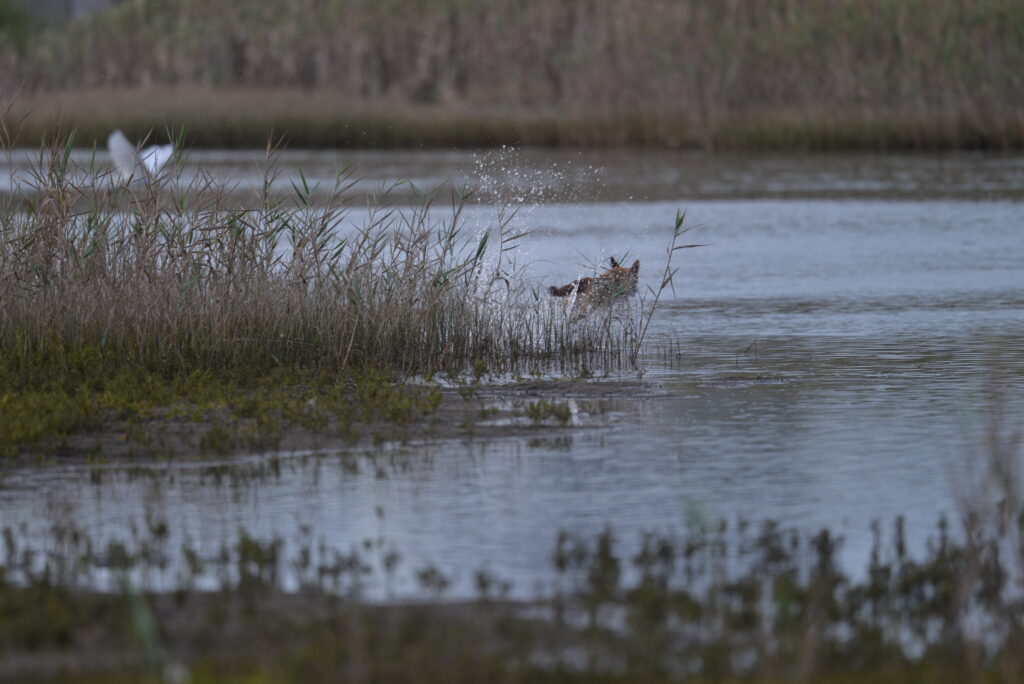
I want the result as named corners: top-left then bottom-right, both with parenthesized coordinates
top-left (2, 150), bottom-right (1022, 596)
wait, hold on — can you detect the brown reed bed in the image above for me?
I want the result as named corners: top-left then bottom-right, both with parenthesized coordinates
top-left (2, 0), bottom-right (1023, 150)
top-left (0, 129), bottom-right (631, 378)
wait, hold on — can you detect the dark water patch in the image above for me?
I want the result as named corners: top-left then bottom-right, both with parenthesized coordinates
top-left (705, 375), bottom-right (788, 389)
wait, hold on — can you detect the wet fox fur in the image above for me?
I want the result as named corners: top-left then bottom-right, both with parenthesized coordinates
top-left (549, 257), bottom-right (639, 318)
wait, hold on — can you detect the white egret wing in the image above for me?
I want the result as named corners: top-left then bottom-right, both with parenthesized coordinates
top-left (140, 144), bottom-right (174, 176)
top-left (107, 130), bottom-right (139, 180)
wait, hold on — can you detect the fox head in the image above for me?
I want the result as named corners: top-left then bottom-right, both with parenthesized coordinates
top-left (608, 257), bottom-right (640, 275)
top-left (604, 257), bottom-right (639, 298)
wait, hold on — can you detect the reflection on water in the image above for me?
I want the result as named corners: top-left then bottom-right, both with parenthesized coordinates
top-left (1, 150), bottom-right (1022, 596)
top-left (3, 332), bottom-right (1019, 596)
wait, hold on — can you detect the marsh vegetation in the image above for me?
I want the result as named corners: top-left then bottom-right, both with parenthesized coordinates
top-left (2, 2), bottom-right (1023, 682)
top-left (3, 0), bottom-right (1023, 150)
top-left (0, 131), bottom-right (673, 458)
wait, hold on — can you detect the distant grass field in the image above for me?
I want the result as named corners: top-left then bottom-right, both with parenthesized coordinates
top-left (2, 0), bottom-right (1023, 150)
top-left (10, 87), bottom-right (1019, 152)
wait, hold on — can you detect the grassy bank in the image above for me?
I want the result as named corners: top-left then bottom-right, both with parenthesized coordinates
top-left (2, 0), bottom-right (1023, 150)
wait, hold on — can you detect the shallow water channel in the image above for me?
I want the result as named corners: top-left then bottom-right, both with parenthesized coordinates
top-left (2, 150), bottom-right (1023, 597)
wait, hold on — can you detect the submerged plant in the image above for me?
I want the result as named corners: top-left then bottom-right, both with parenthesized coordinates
top-left (3, 508), bottom-right (1024, 682)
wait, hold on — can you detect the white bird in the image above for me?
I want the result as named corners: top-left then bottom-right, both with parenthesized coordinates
top-left (107, 130), bottom-right (174, 183)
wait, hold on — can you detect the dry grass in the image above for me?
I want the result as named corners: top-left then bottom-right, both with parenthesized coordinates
top-left (0, 126), bottom-right (637, 394)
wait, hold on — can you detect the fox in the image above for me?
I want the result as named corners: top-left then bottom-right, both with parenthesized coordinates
top-left (549, 257), bottom-right (639, 319)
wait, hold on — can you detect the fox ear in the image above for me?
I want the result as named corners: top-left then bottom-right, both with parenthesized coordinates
top-left (631, 260), bottom-right (640, 273)
top-left (609, 257), bottom-right (620, 268)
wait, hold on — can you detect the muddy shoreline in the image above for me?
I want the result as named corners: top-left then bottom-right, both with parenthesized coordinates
top-left (4, 379), bottom-right (652, 468)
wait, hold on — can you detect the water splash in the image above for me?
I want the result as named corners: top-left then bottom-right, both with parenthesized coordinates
top-left (469, 146), bottom-right (609, 311)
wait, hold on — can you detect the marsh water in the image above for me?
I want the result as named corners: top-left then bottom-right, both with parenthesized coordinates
top-left (2, 149), bottom-right (1023, 596)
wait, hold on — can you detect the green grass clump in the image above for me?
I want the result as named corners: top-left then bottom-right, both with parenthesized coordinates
top-left (0, 360), bottom-right (448, 455)
top-left (524, 399), bottom-right (572, 425)
top-left (0, 389), bottom-right (96, 455)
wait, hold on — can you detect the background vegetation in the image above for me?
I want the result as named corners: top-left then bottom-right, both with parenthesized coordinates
top-left (2, 0), bottom-right (1023, 149)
